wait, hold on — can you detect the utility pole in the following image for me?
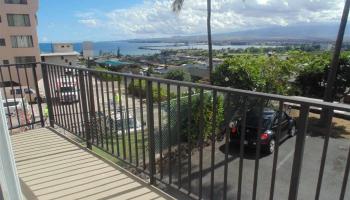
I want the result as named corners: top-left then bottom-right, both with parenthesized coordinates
top-left (207, 0), bottom-right (213, 84)
top-left (321, 0), bottom-right (350, 123)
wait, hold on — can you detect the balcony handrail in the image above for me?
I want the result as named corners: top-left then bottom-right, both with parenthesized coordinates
top-left (0, 62), bottom-right (41, 68)
top-left (2, 62), bottom-right (349, 200)
top-left (36, 62), bottom-right (350, 112)
top-left (0, 61), bottom-right (349, 112)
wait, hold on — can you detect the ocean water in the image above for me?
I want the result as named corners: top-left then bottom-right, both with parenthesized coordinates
top-left (40, 41), bottom-right (163, 56)
top-left (39, 41), bottom-right (271, 56)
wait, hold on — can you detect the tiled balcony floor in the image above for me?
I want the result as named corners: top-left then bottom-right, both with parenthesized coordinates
top-left (11, 128), bottom-right (174, 200)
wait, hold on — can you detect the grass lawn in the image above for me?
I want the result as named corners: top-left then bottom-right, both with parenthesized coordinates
top-left (91, 130), bottom-right (149, 167)
top-left (290, 109), bottom-right (350, 139)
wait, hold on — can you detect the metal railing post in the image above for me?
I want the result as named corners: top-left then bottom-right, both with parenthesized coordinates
top-left (41, 63), bottom-right (54, 127)
top-left (0, 91), bottom-right (23, 200)
top-left (88, 71), bottom-right (96, 144)
top-left (79, 70), bottom-right (92, 149)
top-left (288, 105), bottom-right (310, 200)
top-left (146, 78), bottom-right (156, 185)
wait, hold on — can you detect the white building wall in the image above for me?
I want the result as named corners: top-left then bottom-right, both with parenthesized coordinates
top-left (42, 55), bottom-right (78, 67)
top-left (83, 41), bottom-right (94, 59)
top-left (53, 43), bottom-right (74, 53)
top-left (83, 50), bottom-right (94, 59)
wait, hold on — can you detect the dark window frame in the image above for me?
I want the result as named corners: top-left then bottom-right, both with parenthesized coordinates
top-left (10, 35), bottom-right (34, 48)
top-left (0, 38), bottom-right (5, 46)
top-left (7, 14), bottom-right (31, 27)
top-left (5, 0), bottom-right (27, 4)
top-left (14, 56), bottom-right (36, 64)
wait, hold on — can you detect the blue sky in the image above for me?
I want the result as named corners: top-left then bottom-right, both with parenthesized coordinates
top-left (38, 0), bottom-right (143, 42)
top-left (38, 0), bottom-right (343, 43)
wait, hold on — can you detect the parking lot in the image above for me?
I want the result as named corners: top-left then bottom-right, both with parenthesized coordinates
top-left (157, 132), bottom-right (350, 200)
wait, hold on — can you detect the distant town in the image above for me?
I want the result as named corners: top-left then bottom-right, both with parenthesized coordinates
top-left (43, 39), bottom-right (346, 84)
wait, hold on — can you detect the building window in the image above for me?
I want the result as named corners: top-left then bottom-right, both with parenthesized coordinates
top-left (5, 0), bottom-right (27, 4)
top-left (0, 39), bottom-right (5, 46)
top-left (10, 35), bottom-right (33, 48)
top-left (7, 14), bottom-right (30, 26)
top-left (69, 62), bottom-right (72, 66)
top-left (65, 59), bottom-right (68, 63)
top-left (3, 60), bottom-right (9, 65)
top-left (61, 56), bottom-right (64, 60)
top-left (14, 56), bottom-right (36, 64)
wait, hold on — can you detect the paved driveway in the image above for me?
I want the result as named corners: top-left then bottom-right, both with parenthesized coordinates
top-left (159, 134), bottom-right (350, 200)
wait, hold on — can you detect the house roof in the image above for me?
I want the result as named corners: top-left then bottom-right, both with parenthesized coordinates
top-left (40, 51), bottom-right (80, 57)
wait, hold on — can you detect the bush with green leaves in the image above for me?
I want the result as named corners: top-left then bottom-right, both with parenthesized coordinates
top-left (164, 69), bottom-right (191, 81)
top-left (128, 80), bottom-right (172, 102)
top-left (212, 54), bottom-right (296, 95)
top-left (164, 92), bottom-right (224, 144)
top-left (293, 51), bottom-right (350, 101)
top-left (94, 66), bottom-right (121, 81)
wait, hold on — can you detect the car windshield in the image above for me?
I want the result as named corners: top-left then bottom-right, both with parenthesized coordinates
top-left (246, 112), bottom-right (274, 128)
top-left (60, 87), bottom-right (75, 92)
top-left (24, 89), bottom-right (33, 94)
top-left (3, 101), bottom-right (19, 107)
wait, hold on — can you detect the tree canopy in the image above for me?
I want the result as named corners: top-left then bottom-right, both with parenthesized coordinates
top-left (212, 54), bottom-right (296, 95)
top-left (165, 69), bottom-right (191, 82)
top-left (213, 51), bottom-right (350, 101)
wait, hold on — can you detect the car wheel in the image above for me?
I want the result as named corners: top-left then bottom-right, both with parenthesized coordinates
top-left (265, 139), bottom-right (275, 154)
top-left (289, 124), bottom-right (297, 137)
top-left (34, 97), bottom-right (42, 104)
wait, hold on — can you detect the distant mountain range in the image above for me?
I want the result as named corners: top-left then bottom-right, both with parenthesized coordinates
top-left (129, 23), bottom-right (350, 43)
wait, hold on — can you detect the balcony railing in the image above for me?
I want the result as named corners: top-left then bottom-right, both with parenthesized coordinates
top-left (1, 62), bottom-right (350, 200)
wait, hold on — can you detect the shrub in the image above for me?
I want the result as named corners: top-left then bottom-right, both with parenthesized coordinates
top-left (164, 92), bottom-right (224, 144)
top-left (164, 69), bottom-right (191, 81)
top-left (128, 80), bottom-right (172, 103)
top-left (94, 66), bottom-right (121, 81)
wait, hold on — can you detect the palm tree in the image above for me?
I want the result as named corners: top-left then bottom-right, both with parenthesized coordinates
top-left (321, 0), bottom-right (350, 124)
top-left (172, 0), bottom-right (214, 84)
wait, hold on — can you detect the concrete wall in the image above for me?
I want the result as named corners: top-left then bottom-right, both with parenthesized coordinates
top-left (0, 0), bottom-right (41, 88)
top-left (53, 43), bottom-right (74, 53)
top-left (0, 0), bottom-right (40, 64)
top-left (42, 55), bottom-right (79, 67)
top-left (83, 42), bottom-right (94, 59)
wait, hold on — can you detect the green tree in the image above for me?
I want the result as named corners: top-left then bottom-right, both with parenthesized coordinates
top-left (294, 52), bottom-right (350, 101)
top-left (212, 54), bottom-right (295, 95)
top-left (164, 69), bottom-right (191, 81)
top-left (128, 80), bottom-right (173, 102)
top-left (166, 92), bottom-right (224, 143)
top-left (294, 52), bottom-right (330, 98)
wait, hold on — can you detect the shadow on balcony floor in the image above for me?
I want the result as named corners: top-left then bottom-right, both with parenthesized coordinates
top-left (11, 128), bottom-right (174, 200)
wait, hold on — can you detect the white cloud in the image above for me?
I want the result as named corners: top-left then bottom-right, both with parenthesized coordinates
top-left (76, 11), bottom-right (101, 28)
top-left (41, 36), bottom-right (49, 42)
top-left (256, 0), bottom-right (272, 5)
top-left (77, 0), bottom-right (344, 38)
top-left (78, 19), bottom-right (99, 27)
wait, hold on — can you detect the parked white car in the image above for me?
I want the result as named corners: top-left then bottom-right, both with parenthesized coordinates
top-left (57, 86), bottom-right (79, 103)
top-left (95, 111), bottom-right (143, 136)
top-left (2, 98), bottom-right (33, 128)
top-left (57, 75), bottom-right (78, 87)
top-left (2, 86), bottom-right (44, 104)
